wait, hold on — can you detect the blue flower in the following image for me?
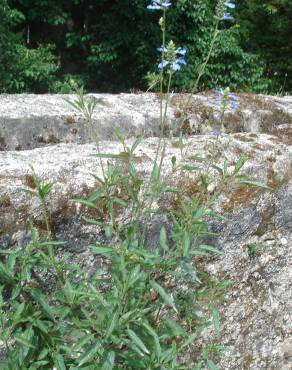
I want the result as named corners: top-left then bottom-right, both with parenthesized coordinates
top-left (172, 58), bottom-right (186, 71)
top-left (230, 101), bottom-right (239, 110)
top-left (229, 92), bottom-right (240, 101)
top-left (212, 126), bottom-right (222, 136)
top-left (176, 47), bottom-right (187, 56)
top-left (147, 0), bottom-right (171, 10)
top-left (223, 12), bottom-right (234, 20)
top-left (157, 45), bottom-right (187, 71)
top-left (157, 47), bottom-right (167, 53)
top-left (215, 88), bottom-right (240, 111)
top-left (158, 60), bottom-right (169, 69)
top-left (225, 0), bottom-right (235, 9)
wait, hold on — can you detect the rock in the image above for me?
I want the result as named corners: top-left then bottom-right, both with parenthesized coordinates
top-left (0, 93), bottom-right (292, 369)
top-left (1, 92), bottom-right (292, 150)
top-left (0, 94), bottom-right (176, 151)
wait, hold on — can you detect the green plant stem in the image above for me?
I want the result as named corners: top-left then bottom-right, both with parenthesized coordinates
top-left (138, 19), bottom-right (220, 243)
top-left (85, 109), bottom-right (106, 181)
top-left (139, 72), bottom-right (173, 246)
top-left (152, 9), bottom-right (167, 181)
top-left (40, 198), bottom-right (52, 239)
top-left (180, 19), bottom-right (219, 119)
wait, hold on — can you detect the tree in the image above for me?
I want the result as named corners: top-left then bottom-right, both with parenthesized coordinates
top-left (0, 0), bottom-right (58, 93)
top-left (235, 0), bottom-right (292, 92)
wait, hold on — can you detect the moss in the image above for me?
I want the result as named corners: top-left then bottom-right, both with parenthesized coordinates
top-left (46, 134), bottom-right (60, 144)
top-left (261, 109), bottom-right (292, 133)
top-left (65, 115), bottom-right (77, 125)
top-left (266, 166), bottom-right (284, 189)
top-left (116, 151), bottom-right (143, 164)
top-left (222, 184), bottom-right (262, 213)
top-left (233, 134), bottom-right (255, 142)
top-left (70, 128), bottom-right (78, 134)
top-left (0, 136), bottom-right (6, 151)
top-left (254, 204), bottom-right (274, 237)
top-left (25, 174), bottom-right (37, 189)
top-left (0, 195), bottom-right (11, 208)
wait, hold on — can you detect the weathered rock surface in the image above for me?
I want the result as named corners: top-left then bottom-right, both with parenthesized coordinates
top-left (0, 93), bottom-right (292, 150)
top-left (0, 94), bottom-right (171, 150)
top-left (0, 93), bottom-right (292, 369)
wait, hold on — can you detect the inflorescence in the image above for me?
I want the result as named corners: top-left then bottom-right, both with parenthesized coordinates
top-left (147, 0), bottom-right (172, 10)
top-left (216, 0), bottom-right (236, 21)
top-left (157, 44), bottom-right (187, 72)
top-left (147, 0), bottom-right (235, 73)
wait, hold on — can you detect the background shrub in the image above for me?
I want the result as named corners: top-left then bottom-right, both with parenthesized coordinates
top-left (0, 0), bottom-right (58, 93)
top-left (2, 0), bottom-right (291, 93)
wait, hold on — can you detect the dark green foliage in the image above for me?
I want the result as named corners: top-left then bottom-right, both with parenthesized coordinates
top-left (2, 0), bottom-right (290, 93)
top-left (166, 1), bottom-right (266, 92)
top-left (235, 0), bottom-right (292, 93)
top-left (0, 0), bottom-right (58, 93)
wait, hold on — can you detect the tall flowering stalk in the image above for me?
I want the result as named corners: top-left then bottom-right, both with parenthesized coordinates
top-left (138, 1), bottom-right (188, 236)
top-left (179, 0), bottom-right (236, 124)
top-left (138, 0), bottom-right (236, 243)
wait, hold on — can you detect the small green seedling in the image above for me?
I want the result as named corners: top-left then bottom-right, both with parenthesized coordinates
top-left (247, 243), bottom-right (263, 258)
top-left (22, 165), bottom-right (55, 238)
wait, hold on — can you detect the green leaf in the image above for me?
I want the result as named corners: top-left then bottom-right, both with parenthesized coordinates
top-left (40, 182), bottom-right (54, 197)
top-left (142, 322), bottom-right (161, 359)
top-left (179, 131), bottom-right (184, 154)
top-left (105, 310), bottom-right (118, 339)
top-left (238, 179), bottom-right (272, 190)
top-left (33, 319), bottom-right (49, 334)
top-left (22, 188), bottom-right (37, 197)
top-left (233, 155), bottom-right (248, 175)
top-left (207, 359), bottom-right (218, 370)
top-left (131, 135), bottom-right (143, 154)
top-left (71, 199), bottom-right (99, 209)
top-left (11, 284), bottom-right (21, 300)
top-left (29, 288), bottom-right (55, 321)
top-left (182, 232), bottom-right (190, 257)
top-left (0, 249), bottom-right (17, 255)
top-left (179, 325), bottom-right (206, 351)
top-left (197, 245), bottom-right (224, 255)
top-left (91, 245), bottom-right (113, 256)
top-left (150, 280), bottom-right (177, 313)
top-left (30, 360), bottom-right (50, 369)
top-left (113, 197), bottom-right (127, 207)
top-left (223, 160), bottom-right (228, 176)
top-left (151, 163), bottom-right (159, 182)
top-left (82, 217), bottom-right (103, 226)
top-left (104, 225), bottom-right (112, 239)
top-left (171, 156), bottom-right (176, 167)
top-left (181, 164), bottom-right (200, 172)
top-left (0, 286), bottom-right (3, 308)
top-left (159, 227), bottom-right (169, 252)
top-left (165, 319), bottom-right (187, 337)
top-left (211, 165), bottom-right (223, 177)
top-left (212, 308), bottom-right (220, 335)
top-left (0, 261), bottom-right (14, 283)
top-left (95, 153), bottom-right (120, 159)
top-left (87, 189), bottom-right (104, 202)
top-left (38, 348), bottom-right (49, 360)
top-left (78, 342), bottom-right (101, 367)
top-left (54, 354), bottom-right (66, 370)
top-left (14, 334), bottom-right (36, 349)
top-left (13, 302), bottom-right (25, 322)
top-left (188, 155), bottom-right (205, 162)
top-left (73, 335), bottom-right (94, 352)
top-left (127, 329), bottom-right (150, 355)
top-left (101, 351), bottom-right (115, 370)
